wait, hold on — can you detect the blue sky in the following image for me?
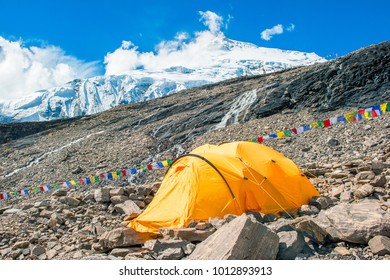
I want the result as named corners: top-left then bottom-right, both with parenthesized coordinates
top-left (0, 0), bottom-right (389, 100)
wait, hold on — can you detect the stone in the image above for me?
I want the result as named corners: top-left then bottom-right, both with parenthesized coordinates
top-left (157, 248), bottom-right (184, 260)
top-left (31, 245), bottom-right (46, 256)
top-left (355, 171), bottom-right (376, 181)
top-left (261, 213), bottom-right (278, 223)
top-left (110, 248), bottom-right (139, 258)
top-left (0, 248), bottom-right (11, 257)
top-left (208, 217), bottom-right (226, 229)
top-left (309, 196), bottom-right (333, 210)
top-left (188, 214), bottom-right (279, 260)
top-left (368, 236), bottom-right (390, 256)
top-left (223, 214), bottom-right (237, 223)
top-left (329, 172), bottom-right (349, 179)
top-left (46, 249), bottom-right (57, 260)
top-left (315, 200), bottom-right (390, 244)
top-left (334, 246), bottom-right (351, 256)
top-left (195, 222), bottom-right (212, 230)
top-left (94, 187), bottom-right (111, 203)
top-left (52, 189), bottom-right (67, 197)
top-left (267, 219), bottom-right (295, 233)
top-left (298, 205), bottom-right (320, 216)
top-left (328, 138), bottom-right (339, 146)
top-left (60, 196), bottom-right (81, 207)
top-left (8, 249), bottom-right (22, 259)
top-left (371, 175), bottom-right (387, 188)
top-left (110, 188), bottom-right (125, 196)
top-left (97, 228), bottom-right (153, 251)
top-left (331, 185), bottom-right (344, 198)
top-left (340, 191), bottom-right (352, 202)
top-left (143, 239), bottom-right (192, 253)
top-left (277, 231), bottom-right (306, 260)
top-left (354, 184), bottom-right (375, 199)
top-left (110, 195), bottom-right (129, 204)
top-left (136, 186), bottom-right (152, 196)
top-left (3, 208), bottom-right (21, 214)
top-left (158, 227), bottom-right (215, 242)
top-left (114, 200), bottom-right (141, 216)
top-left (291, 217), bottom-right (328, 245)
top-left (34, 201), bottom-right (49, 208)
top-left (12, 240), bottom-right (30, 249)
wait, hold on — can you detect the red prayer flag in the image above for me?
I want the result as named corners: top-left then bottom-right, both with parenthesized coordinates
top-left (39, 186), bottom-right (45, 192)
top-left (0, 193), bottom-right (4, 200)
top-left (78, 178), bottom-right (85, 184)
top-left (147, 164), bottom-right (153, 170)
top-left (292, 128), bottom-right (297, 134)
top-left (99, 173), bottom-right (105, 179)
top-left (121, 170), bottom-right (127, 177)
top-left (324, 119), bottom-right (331, 127)
top-left (358, 109), bottom-right (365, 115)
top-left (371, 110), bottom-right (378, 117)
top-left (257, 137), bottom-right (263, 143)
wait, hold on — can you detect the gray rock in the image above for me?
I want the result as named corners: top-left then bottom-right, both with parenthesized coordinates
top-left (368, 236), bottom-right (390, 256)
top-left (97, 228), bottom-right (152, 251)
top-left (355, 171), bottom-right (376, 181)
top-left (208, 217), bottom-right (227, 229)
top-left (315, 200), bottom-right (390, 244)
top-left (60, 196), bottom-right (81, 207)
top-left (157, 248), bottom-right (184, 260)
top-left (331, 185), bottom-right (344, 198)
top-left (298, 205), bottom-right (320, 216)
top-left (110, 188), bottom-right (125, 196)
top-left (143, 239), bottom-right (192, 253)
top-left (110, 248), bottom-right (137, 258)
top-left (328, 138), bottom-right (339, 146)
top-left (277, 231), bottom-right (306, 260)
top-left (371, 175), bottom-right (387, 188)
top-left (158, 227), bottom-right (215, 242)
top-left (12, 240), bottom-right (30, 249)
top-left (110, 195), bottom-right (129, 204)
top-left (114, 200), bottom-right (141, 216)
top-left (31, 245), bottom-right (46, 256)
top-left (267, 219), bottom-right (295, 233)
top-left (52, 189), bottom-right (67, 197)
top-left (309, 196), bottom-right (333, 210)
top-left (188, 214), bottom-right (279, 260)
top-left (291, 217), bottom-right (328, 245)
top-left (8, 249), bottom-right (22, 259)
top-left (354, 184), bottom-right (374, 199)
top-left (3, 208), bottom-right (22, 214)
top-left (46, 249), bottom-right (57, 260)
top-left (94, 187), bottom-right (111, 203)
top-left (340, 191), bottom-right (352, 202)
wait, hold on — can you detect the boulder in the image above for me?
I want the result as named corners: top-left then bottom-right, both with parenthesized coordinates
top-left (309, 196), bottom-right (333, 210)
top-left (114, 200), bottom-right (141, 216)
top-left (144, 239), bottom-right (193, 255)
top-left (355, 171), bottom-right (376, 181)
top-left (188, 214), bottom-right (279, 260)
top-left (158, 227), bottom-right (215, 242)
top-left (315, 200), bottom-right (390, 244)
top-left (291, 217), bottom-right (328, 245)
top-left (368, 236), bottom-right (390, 256)
top-left (110, 195), bottom-right (129, 204)
top-left (371, 175), bottom-right (387, 188)
top-left (156, 248), bottom-right (184, 260)
top-left (298, 205), bottom-right (320, 216)
top-left (94, 187), bottom-right (111, 203)
top-left (97, 228), bottom-right (153, 251)
top-left (354, 184), bottom-right (374, 199)
top-left (277, 231), bottom-right (306, 260)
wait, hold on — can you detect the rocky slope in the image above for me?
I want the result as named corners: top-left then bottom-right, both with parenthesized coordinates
top-left (0, 41), bottom-right (389, 260)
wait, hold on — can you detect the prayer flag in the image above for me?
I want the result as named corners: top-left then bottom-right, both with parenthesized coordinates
top-left (324, 119), bottom-right (331, 127)
top-left (107, 173), bottom-right (113, 180)
top-left (257, 137), bottom-right (263, 143)
top-left (291, 128), bottom-right (297, 134)
top-left (157, 162), bottom-right (164, 168)
top-left (380, 103), bottom-right (387, 114)
top-left (269, 133), bottom-right (277, 138)
top-left (303, 125), bottom-right (311, 131)
top-left (297, 127), bottom-right (304, 134)
top-left (277, 131), bottom-right (285, 138)
top-left (147, 164), bottom-right (153, 170)
top-left (131, 168), bottom-right (137, 174)
top-left (372, 105), bottom-right (382, 116)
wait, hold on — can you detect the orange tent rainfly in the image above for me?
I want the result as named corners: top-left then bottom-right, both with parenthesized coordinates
top-left (129, 141), bottom-right (319, 233)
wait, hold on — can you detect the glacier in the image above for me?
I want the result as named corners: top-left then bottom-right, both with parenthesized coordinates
top-left (0, 37), bottom-right (325, 122)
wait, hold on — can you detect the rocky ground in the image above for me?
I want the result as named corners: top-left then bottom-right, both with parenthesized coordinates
top-left (0, 110), bottom-right (389, 260)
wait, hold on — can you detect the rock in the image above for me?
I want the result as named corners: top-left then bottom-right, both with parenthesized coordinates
top-left (309, 196), bottom-right (333, 210)
top-left (60, 196), bottom-right (81, 207)
top-left (371, 175), bottom-right (387, 188)
top-left (267, 219), bottom-right (295, 233)
top-left (331, 185), bottom-right (344, 198)
top-left (46, 249), bottom-right (57, 260)
top-left (110, 248), bottom-right (137, 258)
top-left (110, 195), bottom-right (129, 204)
top-left (31, 245), bottom-right (46, 256)
top-left (3, 208), bottom-right (21, 214)
top-left (157, 248), bottom-right (184, 260)
top-left (34, 201), bottom-right (49, 208)
top-left (328, 172), bottom-right (349, 179)
top-left (114, 200), bottom-right (141, 216)
top-left (277, 231), bottom-right (305, 260)
top-left (328, 138), bottom-right (339, 146)
top-left (368, 236), bottom-right (390, 256)
top-left (354, 184), bottom-right (374, 199)
top-left (208, 217), bottom-right (226, 229)
top-left (195, 222), bottom-right (212, 230)
top-left (52, 189), bottom-right (67, 197)
top-left (315, 200), bottom-right (390, 244)
top-left (291, 217), bottom-right (328, 245)
top-left (110, 188), bottom-right (125, 196)
top-left (143, 239), bottom-right (193, 255)
top-left (0, 248), bottom-right (11, 257)
top-left (261, 213), bottom-right (278, 222)
top-left (334, 246), bottom-right (351, 256)
top-left (223, 214), bottom-right (237, 223)
top-left (97, 228), bottom-right (153, 251)
top-left (355, 171), bottom-right (376, 181)
top-left (340, 191), bottom-right (352, 203)
top-left (94, 187), bottom-right (111, 203)
top-left (12, 241), bottom-right (30, 249)
top-left (188, 214), bottom-right (279, 260)
top-left (372, 160), bottom-right (386, 174)
top-left (8, 249), bottom-right (22, 259)
top-left (298, 205), bottom-right (320, 216)
top-left (136, 186), bottom-right (152, 196)
top-left (158, 227), bottom-right (215, 242)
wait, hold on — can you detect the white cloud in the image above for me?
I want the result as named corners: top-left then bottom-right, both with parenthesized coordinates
top-left (0, 37), bottom-right (98, 101)
top-left (260, 23), bottom-right (295, 41)
top-left (104, 11), bottom-right (229, 76)
top-left (198, 10), bottom-right (223, 35)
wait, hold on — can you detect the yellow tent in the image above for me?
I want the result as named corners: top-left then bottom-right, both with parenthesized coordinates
top-left (129, 142), bottom-right (319, 233)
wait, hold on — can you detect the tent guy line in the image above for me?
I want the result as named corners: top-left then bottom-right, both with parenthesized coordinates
top-left (0, 102), bottom-right (388, 201)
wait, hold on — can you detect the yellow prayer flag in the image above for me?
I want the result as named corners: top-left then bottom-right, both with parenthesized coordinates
top-left (364, 112), bottom-right (370, 119)
top-left (380, 103), bottom-right (388, 114)
top-left (344, 112), bottom-right (355, 123)
top-left (90, 176), bottom-right (96, 183)
top-left (310, 122), bottom-right (318, 128)
top-left (112, 172), bottom-right (118, 180)
top-left (162, 160), bottom-right (169, 167)
top-left (277, 131), bottom-right (285, 139)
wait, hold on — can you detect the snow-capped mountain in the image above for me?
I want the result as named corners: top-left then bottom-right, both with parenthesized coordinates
top-left (0, 37), bottom-right (325, 122)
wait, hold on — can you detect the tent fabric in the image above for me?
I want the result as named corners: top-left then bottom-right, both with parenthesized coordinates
top-left (129, 142), bottom-right (319, 233)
